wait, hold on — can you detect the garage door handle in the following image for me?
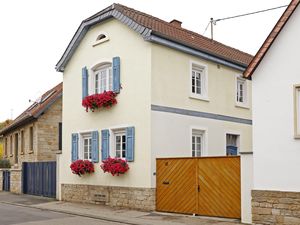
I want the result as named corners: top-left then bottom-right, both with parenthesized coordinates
top-left (198, 185), bottom-right (200, 192)
top-left (163, 181), bottom-right (170, 185)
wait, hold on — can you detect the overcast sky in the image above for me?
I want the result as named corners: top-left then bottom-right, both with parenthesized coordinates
top-left (0, 0), bottom-right (290, 121)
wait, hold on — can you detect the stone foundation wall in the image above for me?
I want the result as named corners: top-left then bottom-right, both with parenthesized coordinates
top-left (61, 184), bottom-right (155, 211)
top-left (252, 190), bottom-right (300, 225)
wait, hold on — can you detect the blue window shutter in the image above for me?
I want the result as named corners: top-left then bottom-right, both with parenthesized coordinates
top-left (82, 67), bottom-right (89, 99)
top-left (71, 133), bottom-right (79, 162)
top-left (91, 131), bottom-right (99, 163)
top-left (126, 127), bottom-right (135, 162)
top-left (101, 129), bottom-right (110, 161)
top-left (112, 57), bottom-right (120, 93)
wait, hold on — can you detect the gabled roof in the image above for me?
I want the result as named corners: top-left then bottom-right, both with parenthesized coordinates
top-left (56, 3), bottom-right (253, 72)
top-left (244, 0), bottom-right (300, 78)
top-left (0, 83), bottom-right (62, 135)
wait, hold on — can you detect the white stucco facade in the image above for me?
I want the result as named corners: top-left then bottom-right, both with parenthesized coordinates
top-left (252, 5), bottom-right (300, 192)
top-left (58, 14), bottom-right (253, 221)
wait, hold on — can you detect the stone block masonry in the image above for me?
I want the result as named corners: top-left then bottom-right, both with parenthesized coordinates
top-left (61, 184), bottom-right (155, 211)
top-left (10, 169), bottom-right (22, 194)
top-left (252, 190), bottom-right (300, 225)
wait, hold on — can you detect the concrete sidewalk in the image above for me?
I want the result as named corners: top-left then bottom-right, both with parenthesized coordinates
top-left (0, 192), bottom-right (244, 225)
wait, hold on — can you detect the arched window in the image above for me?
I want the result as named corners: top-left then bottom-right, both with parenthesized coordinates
top-left (93, 33), bottom-right (109, 47)
top-left (96, 34), bottom-right (106, 41)
top-left (92, 62), bottom-right (112, 94)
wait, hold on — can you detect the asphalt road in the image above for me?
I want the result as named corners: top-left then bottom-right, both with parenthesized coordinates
top-left (0, 203), bottom-right (127, 225)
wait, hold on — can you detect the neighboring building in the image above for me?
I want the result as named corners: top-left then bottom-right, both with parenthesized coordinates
top-left (56, 3), bottom-right (253, 216)
top-left (0, 83), bottom-right (62, 194)
top-left (244, 0), bottom-right (300, 224)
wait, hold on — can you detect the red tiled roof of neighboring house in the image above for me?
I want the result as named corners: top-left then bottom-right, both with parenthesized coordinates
top-left (0, 83), bottom-right (62, 135)
top-left (56, 3), bottom-right (253, 71)
top-left (244, 0), bottom-right (300, 78)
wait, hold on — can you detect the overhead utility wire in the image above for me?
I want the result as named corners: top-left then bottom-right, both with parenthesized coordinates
top-left (203, 4), bottom-right (288, 38)
top-left (214, 5), bottom-right (288, 23)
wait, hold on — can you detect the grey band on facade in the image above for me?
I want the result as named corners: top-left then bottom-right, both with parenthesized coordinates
top-left (151, 104), bottom-right (252, 125)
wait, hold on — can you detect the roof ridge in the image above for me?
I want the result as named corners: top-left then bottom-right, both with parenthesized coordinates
top-left (114, 3), bottom-right (252, 57)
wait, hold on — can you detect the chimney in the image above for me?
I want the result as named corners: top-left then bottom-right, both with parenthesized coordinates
top-left (169, 19), bottom-right (182, 28)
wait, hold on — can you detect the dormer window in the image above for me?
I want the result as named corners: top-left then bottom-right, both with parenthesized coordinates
top-left (93, 32), bottom-right (109, 47)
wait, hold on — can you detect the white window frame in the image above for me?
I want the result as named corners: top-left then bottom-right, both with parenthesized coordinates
top-left (112, 129), bottom-right (127, 159)
top-left (235, 75), bottom-right (249, 108)
top-left (108, 124), bottom-right (132, 159)
top-left (190, 126), bottom-right (208, 157)
top-left (190, 61), bottom-right (209, 101)
top-left (225, 132), bottom-right (240, 156)
top-left (78, 131), bottom-right (93, 161)
top-left (294, 84), bottom-right (300, 138)
top-left (93, 32), bottom-right (109, 47)
top-left (89, 62), bottom-right (112, 95)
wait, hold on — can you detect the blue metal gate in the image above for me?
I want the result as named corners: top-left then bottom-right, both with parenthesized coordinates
top-left (2, 170), bottom-right (10, 191)
top-left (22, 162), bottom-right (56, 198)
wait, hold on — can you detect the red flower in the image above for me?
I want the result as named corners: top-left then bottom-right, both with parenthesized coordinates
top-left (100, 157), bottom-right (129, 176)
top-left (82, 91), bottom-right (117, 112)
top-left (70, 160), bottom-right (95, 176)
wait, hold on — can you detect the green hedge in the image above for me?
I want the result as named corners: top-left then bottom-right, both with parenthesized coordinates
top-left (0, 159), bottom-right (11, 168)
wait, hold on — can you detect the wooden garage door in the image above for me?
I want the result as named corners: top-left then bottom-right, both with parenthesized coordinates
top-left (156, 156), bottom-right (241, 219)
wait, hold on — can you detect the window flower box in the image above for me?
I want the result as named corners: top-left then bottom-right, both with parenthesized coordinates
top-left (100, 157), bottom-right (129, 176)
top-left (70, 159), bottom-right (95, 176)
top-left (82, 91), bottom-right (117, 112)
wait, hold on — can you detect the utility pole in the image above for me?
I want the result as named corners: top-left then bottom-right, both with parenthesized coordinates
top-left (210, 18), bottom-right (214, 40)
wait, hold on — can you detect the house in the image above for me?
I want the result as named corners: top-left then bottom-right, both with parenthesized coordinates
top-left (56, 3), bottom-right (253, 219)
top-left (244, 0), bottom-right (300, 224)
top-left (0, 83), bottom-right (62, 195)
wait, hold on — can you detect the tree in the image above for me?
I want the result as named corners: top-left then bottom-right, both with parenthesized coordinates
top-left (0, 119), bottom-right (12, 159)
top-left (0, 119), bottom-right (12, 130)
top-left (0, 144), bottom-right (2, 158)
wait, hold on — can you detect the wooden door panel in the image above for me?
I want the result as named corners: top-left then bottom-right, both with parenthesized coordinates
top-left (197, 157), bottom-right (241, 218)
top-left (156, 158), bottom-right (197, 214)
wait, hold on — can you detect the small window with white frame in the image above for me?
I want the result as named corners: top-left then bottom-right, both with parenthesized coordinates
top-left (236, 76), bottom-right (247, 105)
top-left (80, 132), bottom-right (92, 160)
top-left (190, 62), bottom-right (208, 99)
top-left (226, 133), bottom-right (240, 156)
top-left (294, 85), bottom-right (300, 138)
top-left (113, 129), bottom-right (127, 158)
top-left (191, 129), bottom-right (205, 157)
top-left (92, 63), bottom-right (112, 94)
top-left (93, 33), bottom-right (109, 47)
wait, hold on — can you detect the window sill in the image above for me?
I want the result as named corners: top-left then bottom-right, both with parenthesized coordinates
top-left (55, 150), bottom-right (62, 155)
top-left (28, 150), bottom-right (34, 154)
top-left (9, 154), bottom-right (13, 157)
top-left (20, 152), bottom-right (24, 155)
top-left (189, 95), bottom-right (209, 102)
top-left (92, 38), bottom-right (109, 47)
top-left (235, 103), bottom-right (250, 109)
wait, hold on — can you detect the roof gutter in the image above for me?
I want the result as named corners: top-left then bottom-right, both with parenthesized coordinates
top-left (146, 34), bottom-right (247, 71)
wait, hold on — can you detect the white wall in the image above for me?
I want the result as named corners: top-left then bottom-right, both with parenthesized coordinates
top-left (241, 154), bottom-right (253, 224)
top-left (60, 19), bottom-right (152, 188)
top-left (252, 5), bottom-right (300, 192)
top-left (151, 111), bottom-right (252, 187)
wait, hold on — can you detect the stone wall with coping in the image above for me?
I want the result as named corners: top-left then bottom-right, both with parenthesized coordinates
top-left (61, 184), bottom-right (155, 211)
top-left (10, 169), bottom-right (22, 194)
top-left (252, 190), bottom-right (300, 225)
